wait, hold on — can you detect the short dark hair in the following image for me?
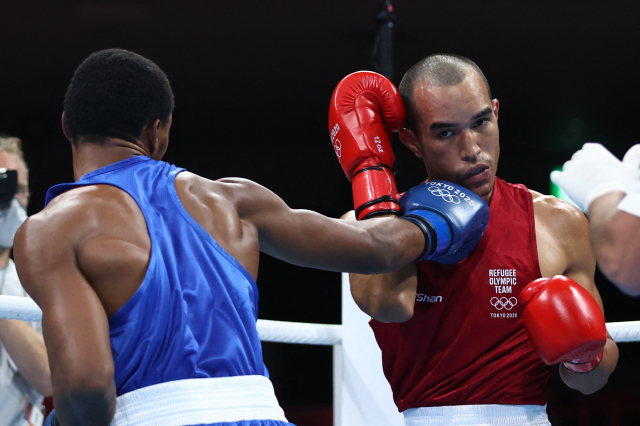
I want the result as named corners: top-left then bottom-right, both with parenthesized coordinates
top-left (63, 48), bottom-right (175, 145)
top-left (399, 54), bottom-right (491, 134)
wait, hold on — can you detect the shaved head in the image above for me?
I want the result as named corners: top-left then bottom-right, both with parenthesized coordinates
top-left (399, 54), bottom-right (491, 134)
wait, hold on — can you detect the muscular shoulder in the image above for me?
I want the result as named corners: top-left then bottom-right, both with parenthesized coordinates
top-left (214, 177), bottom-right (284, 220)
top-left (172, 174), bottom-right (263, 277)
top-left (14, 185), bottom-right (146, 292)
top-left (530, 189), bottom-right (588, 237)
top-left (530, 189), bottom-right (594, 280)
top-left (21, 185), bottom-right (139, 245)
top-left (174, 172), bottom-right (288, 236)
top-left (173, 173), bottom-right (265, 222)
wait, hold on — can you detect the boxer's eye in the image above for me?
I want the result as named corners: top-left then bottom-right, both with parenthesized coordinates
top-left (437, 130), bottom-right (454, 139)
top-left (473, 118), bottom-right (489, 128)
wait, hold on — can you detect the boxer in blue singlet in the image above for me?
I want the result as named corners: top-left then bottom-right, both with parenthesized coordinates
top-left (11, 49), bottom-right (429, 426)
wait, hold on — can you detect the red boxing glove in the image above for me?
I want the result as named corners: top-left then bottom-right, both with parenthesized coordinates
top-left (329, 71), bottom-right (406, 220)
top-left (520, 275), bottom-right (607, 373)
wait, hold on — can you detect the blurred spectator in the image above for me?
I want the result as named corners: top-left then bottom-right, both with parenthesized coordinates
top-left (0, 136), bottom-right (51, 426)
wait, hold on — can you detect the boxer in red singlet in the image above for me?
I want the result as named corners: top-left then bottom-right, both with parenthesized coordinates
top-left (346, 55), bottom-right (619, 425)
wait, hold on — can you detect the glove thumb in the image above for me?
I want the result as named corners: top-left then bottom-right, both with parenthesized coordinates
top-left (519, 277), bottom-right (550, 308)
top-left (550, 170), bottom-right (564, 187)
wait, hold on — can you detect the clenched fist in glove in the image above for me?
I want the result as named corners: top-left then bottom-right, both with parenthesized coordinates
top-left (329, 71), bottom-right (406, 220)
top-left (520, 275), bottom-right (607, 373)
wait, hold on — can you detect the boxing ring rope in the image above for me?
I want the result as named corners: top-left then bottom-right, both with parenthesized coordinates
top-left (2, 291), bottom-right (640, 426)
top-left (0, 295), bottom-right (344, 344)
top-left (2, 294), bottom-right (639, 344)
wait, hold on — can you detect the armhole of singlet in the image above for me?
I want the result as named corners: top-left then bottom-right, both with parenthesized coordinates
top-left (166, 170), bottom-right (259, 294)
top-left (525, 188), bottom-right (543, 280)
top-left (44, 158), bottom-right (159, 327)
top-left (76, 182), bottom-right (160, 328)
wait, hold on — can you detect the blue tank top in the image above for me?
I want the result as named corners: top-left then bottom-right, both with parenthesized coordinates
top-left (45, 156), bottom-right (267, 396)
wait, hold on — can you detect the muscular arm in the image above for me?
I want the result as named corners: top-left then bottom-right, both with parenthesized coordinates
top-left (14, 201), bottom-right (117, 426)
top-left (587, 191), bottom-right (640, 295)
top-left (221, 179), bottom-right (425, 275)
top-left (541, 197), bottom-right (619, 394)
top-left (340, 210), bottom-right (417, 322)
top-left (349, 265), bottom-right (417, 323)
top-left (0, 319), bottom-right (51, 396)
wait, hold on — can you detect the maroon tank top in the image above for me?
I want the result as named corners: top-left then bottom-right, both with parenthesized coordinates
top-left (370, 177), bottom-right (553, 411)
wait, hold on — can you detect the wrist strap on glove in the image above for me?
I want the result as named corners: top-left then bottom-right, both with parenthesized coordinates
top-left (352, 163), bottom-right (400, 220)
top-left (400, 211), bottom-right (452, 262)
top-left (561, 349), bottom-right (604, 374)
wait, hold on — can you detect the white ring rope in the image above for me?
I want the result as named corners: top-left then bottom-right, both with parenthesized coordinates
top-left (257, 319), bottom-right (342, 345)
top-left (0, 295), bottom-right (43, 322)
top-left (0, 295), bottom-right (638, 345)
top-left (605, 321), bottom-right (640, 343)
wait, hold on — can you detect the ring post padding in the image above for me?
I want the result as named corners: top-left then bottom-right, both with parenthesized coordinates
top-left (337, 273), bottom-right (404, 426)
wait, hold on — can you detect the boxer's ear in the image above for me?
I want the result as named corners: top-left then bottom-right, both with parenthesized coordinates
top-left (61, 113), bottom-right (72, 142)
top-left (492, 99), bottom-right (499, 120)
top-left (399, 129), bottom-right (423, 159)
top-left (142, 119), bottom-right (163, 157)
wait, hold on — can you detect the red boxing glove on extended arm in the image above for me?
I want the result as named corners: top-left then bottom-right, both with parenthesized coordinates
top-left (329, 71), bottom-right (406, 220)
top-left (520, 275), bottom-right (607, 373)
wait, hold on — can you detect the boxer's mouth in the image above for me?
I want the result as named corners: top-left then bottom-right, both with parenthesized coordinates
top-left (465, 165), bottom-right (489, 179)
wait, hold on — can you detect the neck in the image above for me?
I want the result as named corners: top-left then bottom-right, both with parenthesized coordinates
top-left (0, 249), bottom-right (10, 270)
top-left (72, 139), bottom-right (150, 181)
top-left (482, 190), bottom-right (494, 205)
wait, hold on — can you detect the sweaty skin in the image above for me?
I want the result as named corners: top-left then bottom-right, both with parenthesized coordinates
top-left (349, 70), bottom-right (618, 396)
top-left (14, 116), bottom-right (425, 426)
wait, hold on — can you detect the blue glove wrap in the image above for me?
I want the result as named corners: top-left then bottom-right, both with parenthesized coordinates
top-left (400, 180), bottom-right (490, 264)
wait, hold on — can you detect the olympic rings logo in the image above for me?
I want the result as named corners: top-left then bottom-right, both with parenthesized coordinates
top-left (428, 186), bottom-right (460, 204)
top-left (333, 140), bottom-right (342, 158)
top-left (490, 297), bottom-right (518, 310)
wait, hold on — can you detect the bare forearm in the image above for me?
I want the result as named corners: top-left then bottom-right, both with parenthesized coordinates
top-left (559, 337), bottom-right (618, 394)
top-left (0, 319), bottom-right (51, 395)
top-left (588, 192), bottom-right (640, 294)
top-left (260, 211), bottom-right (424, 274)
top-left (357, 216), bottom-right (424, 272)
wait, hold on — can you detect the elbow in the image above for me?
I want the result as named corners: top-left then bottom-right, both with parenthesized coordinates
top-left (370, 303), bottom-right (414, 323)
top-left (54, 370), bottom-right (116, 424)
top-left (576, 383), bottom-right (604, 396)
top-left (54, 361), bottom-right (115, 402)
top-left (352, 288), bottom-right (414, 323)
top-left (610, 277), bottom-right (640, 298)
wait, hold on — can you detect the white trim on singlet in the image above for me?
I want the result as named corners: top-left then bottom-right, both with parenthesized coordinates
top-left (110, 375), bottom-right (288, 426)
top-left (403, 404), bottom-right (550, 426)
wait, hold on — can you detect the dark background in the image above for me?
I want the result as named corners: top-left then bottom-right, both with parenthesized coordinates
top-left (2, 1), bottom-right (640, 424)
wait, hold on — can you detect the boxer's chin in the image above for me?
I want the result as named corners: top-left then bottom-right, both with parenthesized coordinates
top-left (459, 180), bottom-right (494, 203)
top-left (457, 171), bottom-right (494, 199)
top-left (473, 182), bottom-right (494, 200)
